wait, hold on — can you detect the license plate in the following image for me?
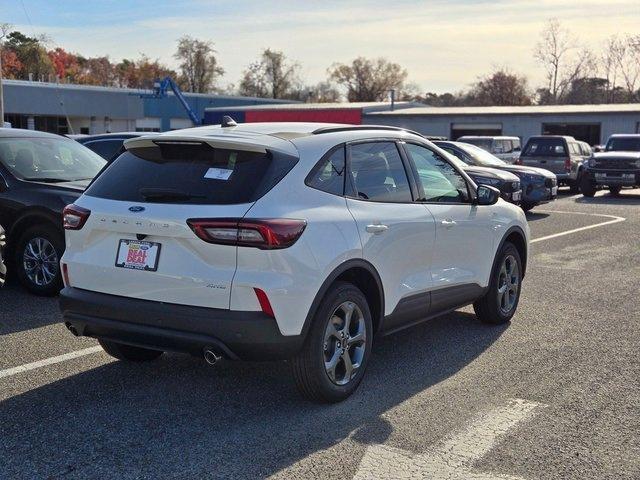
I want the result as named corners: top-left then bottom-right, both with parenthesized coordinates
top-left (596, 173), bottom-right (634, 180)
top-left (551, 186), bottom-right (558, 196)
top-left (115, 240), bottom-right (161, 271)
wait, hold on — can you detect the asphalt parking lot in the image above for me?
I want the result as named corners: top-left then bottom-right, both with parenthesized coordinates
top-left (1, 189), bottom-right (639, 480)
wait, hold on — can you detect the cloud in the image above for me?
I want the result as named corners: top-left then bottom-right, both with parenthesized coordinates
top-left (4, 0), bottom-right (639, 92)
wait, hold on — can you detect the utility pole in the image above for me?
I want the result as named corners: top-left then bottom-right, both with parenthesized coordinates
top-left (0, 24), bottom-right (9, 127)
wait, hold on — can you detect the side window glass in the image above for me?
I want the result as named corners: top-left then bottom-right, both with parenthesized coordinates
top-left (504, 140), bottom-right (514, 153)
top-left (442, 147), bottom-right (471, 164)
top-left (86, 140), bottom-right (122, 161)
top-left (306, 146), bottom-right (346, 196)
top-left (405, 144), bottom-right (470, 203)
top-left (349, 142), bottom-right (412, 202)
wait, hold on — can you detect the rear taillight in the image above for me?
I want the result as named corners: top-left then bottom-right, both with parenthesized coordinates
top-left (187, 218), bottom-right (307, 249)
top-left (564, 157), bottom-right (571, 172)
top-left (63, 204), bottom-right (91, 230)
top-left (515, 157), bottom-right (523, 165)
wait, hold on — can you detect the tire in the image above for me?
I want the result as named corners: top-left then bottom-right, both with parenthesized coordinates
top-left (568, 179), bottom-right (580, 194)
top-left (521, 202), bottom-right (535, 213)
top-left (291, 281), bottom-right (373, 403)
top-left (608, 186), bottom-right (622, 196)
top-left (15, 224), bottom-right (64, 296)
top-left (474, 242), bottom-right (522, 325)
top-left (98, 339), bottom-right (163, 362)
top-left (580, 175), bottom-right (596, 197)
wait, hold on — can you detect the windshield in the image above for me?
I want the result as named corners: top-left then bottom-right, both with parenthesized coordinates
top-left (0, 137), bottom-right (105, 182)
top-left (457, 143), bottom-right (507, 167)
top-left (605, 137), bottom-right (640, 152)
top-left (458, 138), bottom-right (492, 151)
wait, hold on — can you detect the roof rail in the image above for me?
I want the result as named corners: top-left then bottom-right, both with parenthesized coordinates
top-left (312, 125), bottom-right (425, 138)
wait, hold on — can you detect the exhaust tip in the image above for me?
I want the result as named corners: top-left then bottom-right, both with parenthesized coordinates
top-left (203, 348), bottom-right (222, 366)
top-left (65, 322), bottom-right (79, 336)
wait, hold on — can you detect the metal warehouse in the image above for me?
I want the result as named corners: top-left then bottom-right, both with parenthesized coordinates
top-left (2, 79), bottom-right (293, 134)
top-left (363, 104), bottom-right (640, 145)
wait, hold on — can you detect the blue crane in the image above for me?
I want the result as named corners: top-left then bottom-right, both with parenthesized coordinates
top-left (139, 77), bottom-right (201, 126)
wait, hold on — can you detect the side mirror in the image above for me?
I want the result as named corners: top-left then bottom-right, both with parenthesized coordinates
top-left (475, 185), bottom-right (501, 205)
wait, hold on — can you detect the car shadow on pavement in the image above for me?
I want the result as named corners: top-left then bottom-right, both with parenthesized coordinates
top-left (525, 212), bottom-right (550, 221)
top-left (0, 311), bottom-right (508, 479)
top-left (574, 192), bottom-right (640, 206)
top-left (0, 282), bottom-right (60, 336)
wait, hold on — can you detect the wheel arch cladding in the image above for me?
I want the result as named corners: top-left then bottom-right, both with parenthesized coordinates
top-left (7, 210), bottom-right (61, 252)
top-left (303, 259), bottom-right (385, 339)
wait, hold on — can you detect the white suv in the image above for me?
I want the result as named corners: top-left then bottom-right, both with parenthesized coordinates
top-left (60, 122), bottom-right (530, 403)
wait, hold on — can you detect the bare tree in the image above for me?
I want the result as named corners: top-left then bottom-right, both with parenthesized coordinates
top-left (601, 36), bottom-right (622, 102)
top-left (328, 57), bottom-right (408, 102)
top-left (307, 81), bottom-right (341, 102)
top-left (174, 36), bottom-right (224, 93)
top-left (613, 35), bottom-right (640, 98)
top-left (534, 19), bottom-right (597, 103)
top-left (238, 49), bottom-right (300, 99)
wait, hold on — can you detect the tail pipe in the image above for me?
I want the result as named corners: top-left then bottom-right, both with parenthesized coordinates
top-left (203, 348), bottom-right (223, 366)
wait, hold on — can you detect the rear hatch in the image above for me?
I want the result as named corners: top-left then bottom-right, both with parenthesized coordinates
top-left (63, 136), bottom-right (297, 309)
top-left (520, 137), bottom-right (568, 174)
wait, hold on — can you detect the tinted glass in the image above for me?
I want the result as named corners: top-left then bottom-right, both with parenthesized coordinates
top-left (459, 138), bottom-right (492, 151)
top-left (522, 138), bottom-right (566, 156)
top-left (405, 144), bottom-right (470, 203)
top-left (456, 143), bottom-right (506, 167)
top-left (605, 137), bottom-right (640, 152)
top-left (349, 142), bottom-right (412, 202)
top-left (306, 146), bottom-right (345, 196)
top-left (85, 139), bottom-right (124, 160)
top-left (85, 144), bottom-right (297, 205)
top-left (440, 146), bottom-right (471, 165)
top-left (0, 137), bottom-right (105, 182)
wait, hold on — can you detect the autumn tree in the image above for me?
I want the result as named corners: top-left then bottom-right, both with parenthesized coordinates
top-left (239, 49), bottom-right (301, 99)
top-left (174, 36), bottom-right (224, 93)
top-left (328, 57), bottom-right (408, 102)
top-left (5, 30), bottom-right (54, 80)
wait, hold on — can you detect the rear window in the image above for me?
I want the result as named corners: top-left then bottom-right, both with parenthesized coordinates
top-left (522, 138), bottom-right (566, 157)
top-left (84, 143), bottom-right (297, 205)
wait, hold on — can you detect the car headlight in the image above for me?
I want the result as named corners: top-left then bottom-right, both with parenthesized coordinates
top-left (512, 181), bottom-right (521, 191)
top-left (635, 159), bottom-right (640, 168)
top-left (474, 176), bottom-right (501, 186)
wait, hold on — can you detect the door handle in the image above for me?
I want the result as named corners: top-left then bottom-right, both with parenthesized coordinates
top-left (441, 219), bottom-right (457, 229)
top-left (366, 224), bottom-right (388, 234)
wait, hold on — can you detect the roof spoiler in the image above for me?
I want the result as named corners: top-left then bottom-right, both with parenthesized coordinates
top-left (123, 135), bottom-right (268, 154)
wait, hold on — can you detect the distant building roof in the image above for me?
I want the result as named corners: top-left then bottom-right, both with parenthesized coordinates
top-left (369, 103), bottom-right (640, 116)
top-left (205, 101), bottom-right (423, 113)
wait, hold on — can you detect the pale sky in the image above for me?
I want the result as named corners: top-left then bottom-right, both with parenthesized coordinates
top-left (2, 0), bottom-right (639, 93)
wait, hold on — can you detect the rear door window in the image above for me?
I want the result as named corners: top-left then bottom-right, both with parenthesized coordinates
top-left (348, 142), bottom-right (412, 202)
top-left (84, 143), bottom-right (297, 205)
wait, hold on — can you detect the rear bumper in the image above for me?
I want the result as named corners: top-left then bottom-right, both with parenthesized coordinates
top-left (59, 287), bottom-right (305, 360)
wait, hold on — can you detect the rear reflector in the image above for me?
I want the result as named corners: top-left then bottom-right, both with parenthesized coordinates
top-left (254, 288), bottom-right (275, 318)
top-left (63, 204), bottom-right (91, 230)
top-left (187, 218), bottom-right (306, 249)
top-left (564, 157), bottom-right (571, 172)
top-left (62, 263), bottom-right (70, 287)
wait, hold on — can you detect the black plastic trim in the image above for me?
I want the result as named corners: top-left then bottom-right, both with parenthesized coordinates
top-left (59, 287), bottom-right (304, 360)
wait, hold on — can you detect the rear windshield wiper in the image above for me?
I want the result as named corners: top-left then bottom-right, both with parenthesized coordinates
top-left (139, 188), bottom-right (206, 202)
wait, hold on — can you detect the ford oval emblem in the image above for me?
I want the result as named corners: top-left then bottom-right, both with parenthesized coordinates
top-left (129, 206), bottom-right (145, 213)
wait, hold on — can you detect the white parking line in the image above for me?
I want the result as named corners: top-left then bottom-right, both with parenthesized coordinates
top-left (354, 398), bottom-right (546, 480)
top-left (0, 346), bottom-right (103, 380)
top-left (531, 210), bottom-right (625, 244)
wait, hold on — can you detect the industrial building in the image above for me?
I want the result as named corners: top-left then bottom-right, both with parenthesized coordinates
top-left (363, 104), bottom-right (640, 145)
top-left (2, 79), bottom-right (293, 134)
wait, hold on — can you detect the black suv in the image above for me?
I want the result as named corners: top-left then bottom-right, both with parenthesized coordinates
top-left (74, 132), bottom-right (158, 162)
top-left (581, 134), bottom-right (640, 197)
top-left (0, 128), bottom-right (105, 294)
